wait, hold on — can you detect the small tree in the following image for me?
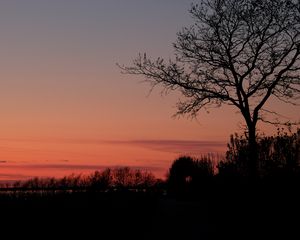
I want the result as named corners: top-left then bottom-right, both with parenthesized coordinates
top-left (89, 169), bottom-right (113, 190)
top-left (167, 156), bottom-right (214, 194)
top-left (120, 0), bottom-right (300, 176)
top-left (113, 167), bottom-right (133, 188)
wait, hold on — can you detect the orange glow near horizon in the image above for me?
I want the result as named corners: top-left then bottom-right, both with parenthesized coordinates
top-left (0, 1), bottom-right (299, 182)
top-left (0, 137), bottom-right (227, 181)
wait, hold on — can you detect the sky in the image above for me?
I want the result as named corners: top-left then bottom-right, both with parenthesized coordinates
top-left (0, 0), bottom-right (299, 181)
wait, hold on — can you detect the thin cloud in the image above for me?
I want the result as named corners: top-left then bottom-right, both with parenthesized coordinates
top-left (0, 137), bottom-right (226, 155)
top-left (109, 139), bottom-right (226, 155)
top-left (0, 163), bottom-right (163, 173)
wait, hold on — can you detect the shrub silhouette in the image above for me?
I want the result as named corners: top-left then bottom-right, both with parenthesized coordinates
top-left (259, 129), bottom-right (300, 178)
top-left (218, 129), bottom-right (300, 179)
top-left (216, 133), bottom-right (251, 178)
top-left (192, 156), bottom-right (215, 185)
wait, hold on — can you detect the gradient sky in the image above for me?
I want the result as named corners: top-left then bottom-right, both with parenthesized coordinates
top-left (0, 0), bottom-right (299, 181)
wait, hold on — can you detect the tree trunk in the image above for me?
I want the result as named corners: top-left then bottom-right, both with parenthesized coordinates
top-left (247, 124), bottom-right (258, 178)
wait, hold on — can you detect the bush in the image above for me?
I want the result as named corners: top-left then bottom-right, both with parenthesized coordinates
top-left (217, 129), bottom-right (300, 178)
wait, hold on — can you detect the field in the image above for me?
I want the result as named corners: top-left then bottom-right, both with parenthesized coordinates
top-left (0, 181), bottom-right (298, 239)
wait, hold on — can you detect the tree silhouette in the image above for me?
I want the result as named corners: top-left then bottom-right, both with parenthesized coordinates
top-left (89, 169), bottom-right (113, 190)
top-left (168, 156), bottom-right (195, 194)
top-left (167, 156), bottom-right (214, 194)
top-left (120, 0), bottom-right (300, 176)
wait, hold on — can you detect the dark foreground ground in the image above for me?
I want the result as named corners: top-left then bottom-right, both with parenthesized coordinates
top-left (0, 183), bottom-right (299, 239)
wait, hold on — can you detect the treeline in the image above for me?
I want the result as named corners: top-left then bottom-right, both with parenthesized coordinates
top-left (167, 129), bottom-right (300, 194)
top-left (2, 129), bottom-right (299, 194)
top-left (5, 167), bottom-right (160, 191)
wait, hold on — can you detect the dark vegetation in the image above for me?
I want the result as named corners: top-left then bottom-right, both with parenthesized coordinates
top-left (0, 129), bottom-right (299, 239)
top-left (2, 0), bottom-right (300, 238)
top-left (5, 167), bottom-right (158, 191)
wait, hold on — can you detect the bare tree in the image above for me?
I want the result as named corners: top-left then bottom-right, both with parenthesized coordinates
top-left (120, 0), bottom-right (300, 176)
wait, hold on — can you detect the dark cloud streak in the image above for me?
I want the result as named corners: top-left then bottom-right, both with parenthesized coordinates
top-left (121, 139), bottom-right (226, 155)
top-left (0, 163), bottom-right (163, 172)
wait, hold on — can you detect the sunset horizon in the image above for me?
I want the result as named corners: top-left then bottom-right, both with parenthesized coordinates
top-left (0, 0), bottom-right (299, 183)
top-left (0, 136), bottom-right (227, 181)
top-left (0, 1), bottom-right (299, 239)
